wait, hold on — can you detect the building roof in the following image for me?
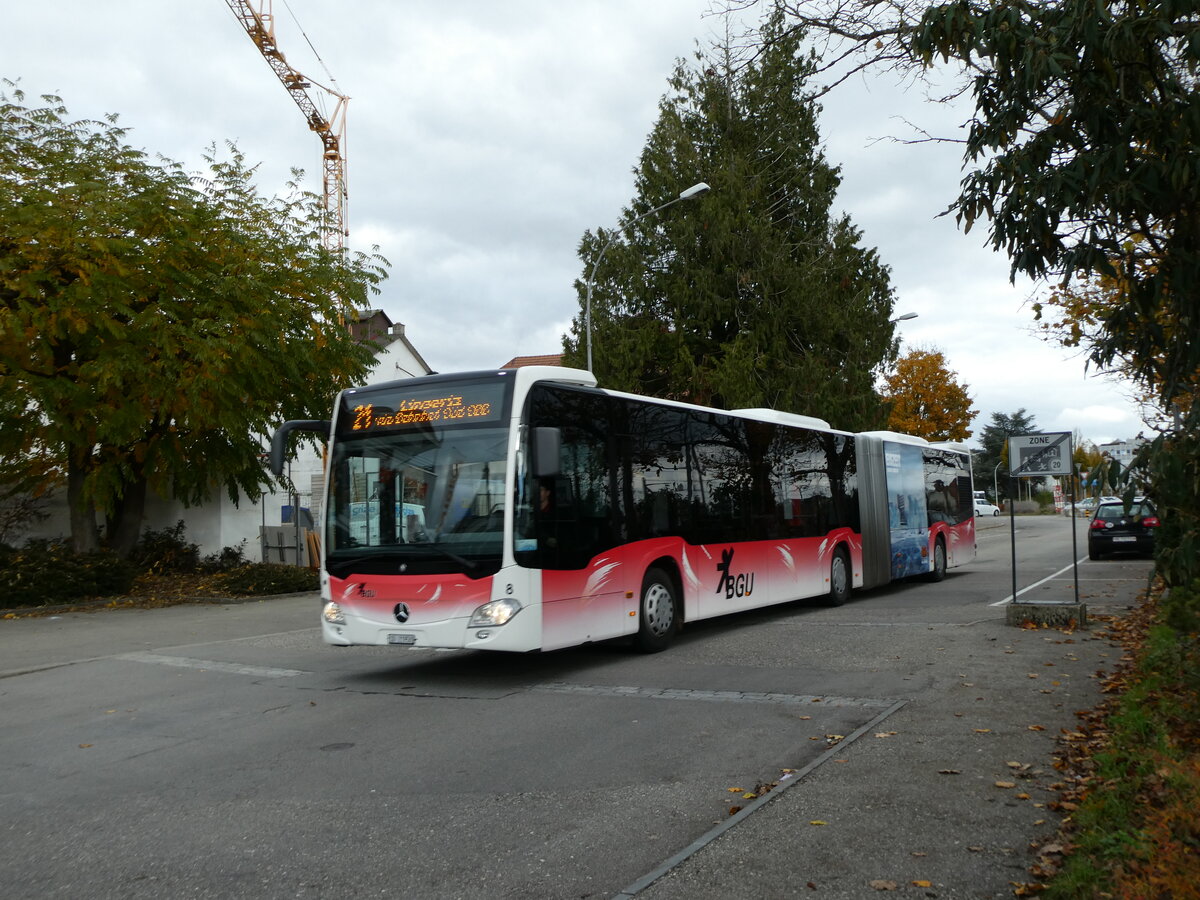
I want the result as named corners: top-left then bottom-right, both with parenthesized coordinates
top-left (500, 354), bottom-right (564, 368)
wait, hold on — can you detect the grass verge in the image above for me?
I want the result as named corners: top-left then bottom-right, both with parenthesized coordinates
top-left (1032, 580), bottom-right (1200, 898)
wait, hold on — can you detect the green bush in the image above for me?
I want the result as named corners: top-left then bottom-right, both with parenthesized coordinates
top-left (0, 539), bottom-right (137, 609)
top-left (129, 520), bottom-right (199, 574)
top-left (211, 563), bottom-right (318, 596)
top-left (199, 540), bottom-right (248, 573)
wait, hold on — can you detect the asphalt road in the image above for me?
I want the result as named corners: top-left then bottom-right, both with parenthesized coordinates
top-left (0, 515), bottom-right (1152, 899)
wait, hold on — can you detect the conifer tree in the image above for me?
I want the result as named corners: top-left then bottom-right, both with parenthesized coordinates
top-left (563, 13), bottom-right (899, 432)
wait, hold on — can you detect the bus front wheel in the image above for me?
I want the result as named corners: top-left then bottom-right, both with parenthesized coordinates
top-left (635, 567), bottom-right (677, 653)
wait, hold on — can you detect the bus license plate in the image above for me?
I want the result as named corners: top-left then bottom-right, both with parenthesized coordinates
top-left (387, 633), bottom-right (417, 645)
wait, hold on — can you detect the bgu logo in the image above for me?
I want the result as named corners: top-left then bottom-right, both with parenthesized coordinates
top-left (715, 548), bottom-right (755, 599)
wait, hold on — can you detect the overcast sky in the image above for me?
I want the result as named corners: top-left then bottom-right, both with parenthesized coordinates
top-left (6, 1), bottom-right (1147, 448)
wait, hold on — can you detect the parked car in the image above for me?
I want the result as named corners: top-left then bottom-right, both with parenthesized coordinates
top-left (974, 501), bottom-right (1001, 517)
top-left (1087, 499), bottom-right (1158, 559)
top-left (1072, 495), bottom-right (1121, 516)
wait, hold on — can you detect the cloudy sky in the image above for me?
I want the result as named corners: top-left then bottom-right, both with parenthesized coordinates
top-left (6, 1), bottom-right (1147, 448)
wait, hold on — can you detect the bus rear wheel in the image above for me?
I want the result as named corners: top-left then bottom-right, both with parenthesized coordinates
top-left (928, 538), bottom-right (947, 582)
top-left (635, 567), bottom-right (677, 653)
top-left (825, 548), bottom-right (850, 606)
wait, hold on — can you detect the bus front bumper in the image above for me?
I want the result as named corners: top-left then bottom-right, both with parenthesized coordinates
top-left (320, 601), bottom-right (543, 652)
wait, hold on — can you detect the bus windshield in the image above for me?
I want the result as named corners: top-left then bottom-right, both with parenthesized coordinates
top-left (324, 377), bottom-right (513, 578)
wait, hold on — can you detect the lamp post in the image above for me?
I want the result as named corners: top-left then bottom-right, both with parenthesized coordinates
top-left (890, 311), bottom-right (918, 323)
top-left (585, 181), bottom-right (711, 372)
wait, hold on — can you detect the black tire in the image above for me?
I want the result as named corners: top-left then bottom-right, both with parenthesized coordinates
top-left (927, 538), bottom-right (947, 582)
top-left (993, 509), bottom-right (1001, 516)
top-left (1088, 546), bottom-right (1101, 561)
top-left (824, 547), bottom-right (851, 606)
top-left (635, 567), bottom-right (678, 653)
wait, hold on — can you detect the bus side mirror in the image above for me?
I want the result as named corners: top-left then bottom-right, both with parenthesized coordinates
top-left (533, 427), bottom-right (561, 478)
top-left (269, 420), bottom-right (331, 477)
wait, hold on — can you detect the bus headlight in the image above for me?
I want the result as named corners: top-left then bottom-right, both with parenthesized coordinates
top-left (469, 598), bottom-right (522, 628)
top-left (323, 602), bottom-right (346, 625)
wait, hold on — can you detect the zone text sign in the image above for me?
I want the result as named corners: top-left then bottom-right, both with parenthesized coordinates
top-left (1009, 432), bottom-right (1073, 477)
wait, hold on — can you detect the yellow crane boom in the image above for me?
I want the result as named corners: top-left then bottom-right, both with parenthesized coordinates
top-left (224, 0), bottom-right (348, 253)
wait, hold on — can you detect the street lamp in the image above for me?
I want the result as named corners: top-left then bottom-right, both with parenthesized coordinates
top-left (585, 181), bottom-right (711, 372)
top-left (890, 311), bottom-right (918, 323)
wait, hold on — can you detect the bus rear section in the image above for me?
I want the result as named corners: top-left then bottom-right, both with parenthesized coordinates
top-left (855, 432), bottom-right (976, 590)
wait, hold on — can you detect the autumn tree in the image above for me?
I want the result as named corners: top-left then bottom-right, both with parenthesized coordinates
top-left (882, 348), bottom-right (976, 441)
top-left (0, 87), bottom-right (383, 556)
top-left (562, 12), bottom-right (900, 431)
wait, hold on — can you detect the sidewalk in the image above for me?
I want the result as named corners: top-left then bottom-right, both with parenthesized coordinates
top-left (632, 540), bottom-right (1151, 899)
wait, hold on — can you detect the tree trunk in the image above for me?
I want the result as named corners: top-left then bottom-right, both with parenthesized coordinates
top-left (66, 449), bottom-right (101, 554)
top-left (105, 473), bottom-right (148, 559)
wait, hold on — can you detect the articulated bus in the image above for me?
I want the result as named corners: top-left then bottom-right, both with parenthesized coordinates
top-left (270, 366), bottom-right (975, 653)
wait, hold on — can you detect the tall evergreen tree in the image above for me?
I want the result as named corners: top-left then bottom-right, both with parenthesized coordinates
top-left (976, 409), bottom-right (1039, 502)
top-left (563, 13), bottom-right (899, 431)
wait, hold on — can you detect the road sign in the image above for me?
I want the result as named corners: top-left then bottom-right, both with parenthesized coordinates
top-left (1009, 432), bottom-right (1072, 477)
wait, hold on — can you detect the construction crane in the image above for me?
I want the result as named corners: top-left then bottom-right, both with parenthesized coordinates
top-left (224, 0), bottom-right (349, 254)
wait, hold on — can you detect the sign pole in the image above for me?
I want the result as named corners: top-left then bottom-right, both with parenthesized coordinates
top-left (1009, 473), bottom-right (1018, 601)
top-left (1004, 432), bottom-right (1086, 628)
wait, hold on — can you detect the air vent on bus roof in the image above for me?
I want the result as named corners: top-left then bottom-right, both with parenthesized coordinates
top-left (732, 408), bottom-right (833, 431)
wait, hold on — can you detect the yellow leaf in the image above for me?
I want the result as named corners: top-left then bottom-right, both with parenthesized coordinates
top-left (974, 728), bottom-right (992, 733)
top-left (810, 820), bottom-right (828, 826)
top-left (727, 787), bottom-right (744, 792)
top-left (995, 781), bottom-right (1017, 788)
top-left (742, 792), bottom-right (757, 799)
top-left (912, 880), bottom-right (932, 888)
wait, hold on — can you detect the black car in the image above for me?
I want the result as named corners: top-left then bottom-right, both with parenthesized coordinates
top-left (1087, 499), bottom-right (1159, 560)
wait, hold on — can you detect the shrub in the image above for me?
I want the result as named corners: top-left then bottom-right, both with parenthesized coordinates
top-left (199, 540), bottom-right (249, 573)
top-left (129, 520), bottom-right (199, 574)
top-left (0, 539), bottom-right (137, 609)
top-left (211, 563), bottom-right (318, 596)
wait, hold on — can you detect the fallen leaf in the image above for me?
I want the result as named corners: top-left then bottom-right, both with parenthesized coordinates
top-left (742, 792), bottom-right (757, 799)
top-left (995, 781), bottom-right (1017, 788)
top-left (1027, 724), bottom-right (1046, 731)
top-left (874, 731), bottom-right (897, 738)
top-left (727, 787), bottom-right (744, 793)
top-left (79, 743), bottom-right (92, 749)
top-left (1016, 793), bottom-right (1031, 800)
top-left (728, 805), bottom-right (742, 815)
top-left (974, 728), bottom-right (992, 733)
top-left (911, 851), bottom-right (927, 857)
top-left (810, 820), bottom-right (828, 826)
top-left (938, 769), bottom-right (962, 775)
top-left (968, 845), bottom-right (984, 852)
top-left (912, 880), bottom-right (932, 888)
top-left (869, 879), bottom-right (898, 890)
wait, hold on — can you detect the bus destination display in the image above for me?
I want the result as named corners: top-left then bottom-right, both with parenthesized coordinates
top-left (344, 383), bottom-right (507, 432)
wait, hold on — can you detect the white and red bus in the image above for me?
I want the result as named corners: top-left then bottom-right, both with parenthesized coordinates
top-left (270, 366), bottom-right (975, 653)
